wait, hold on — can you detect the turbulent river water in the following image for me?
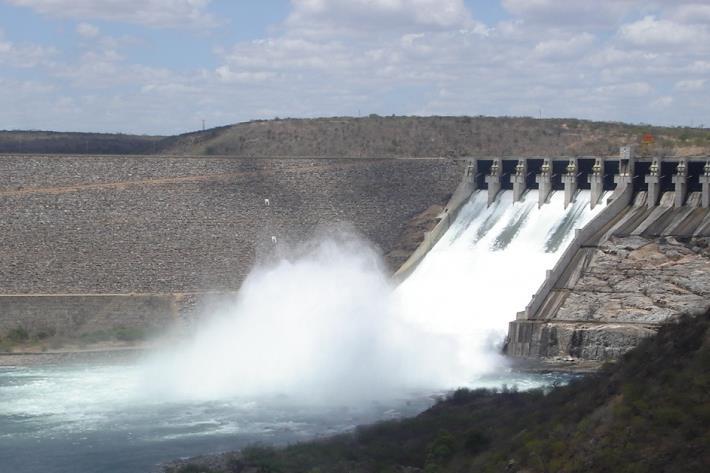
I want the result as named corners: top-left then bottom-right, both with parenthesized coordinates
top-left (0, 189), bottom-right (606, 473)
top-left (0, 358), bottom-right (569, 473)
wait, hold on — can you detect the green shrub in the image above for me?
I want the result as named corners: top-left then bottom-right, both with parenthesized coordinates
top-left (241, 444), bottom-right (280, 471)
top-left (463, 430), bottom-right (490, 455)
top-left (34, 327), bottom-right (56, 340)
top-left (78, 326), bottom-right (148, 344)
top-left (113, 326), bottom-right (146, 342)
top-left (7, 326), bottom-right (30, 343)
top-left (425, 430), bottom-right (456, 466)
top-left (80, 330), bottom-right (111, 344)
top-left (172, 464), bottom-right (216, 473)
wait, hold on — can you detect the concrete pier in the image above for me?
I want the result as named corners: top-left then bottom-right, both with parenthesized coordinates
top-left (511, 159), bottom-right (527, 202)
top-left (485, 158), bottom-right (502, 206)
top-left (701, 162), bottom-right (710, 209)
top-left (463, 159), bottom-right (478, 191)
top-left (645, 158), bottom-right (662, 208)
top-left (561, 158), bottom-right (578, 208)
top-left (460, 154), bottom-right (710, 210)
top-left (614, 153), bottom-right (635, 199)
top-left (672, 159), bottom-right (688, 207)
top-left (536, 158), bottom-right (552, 208)
top-left (588, 158), bottom-right (604, 209)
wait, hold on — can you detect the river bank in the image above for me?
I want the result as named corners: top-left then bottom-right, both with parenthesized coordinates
top-left (0, 344), bottom-right (148, 366)
top-left (160, 312), bottom-right (710, 473)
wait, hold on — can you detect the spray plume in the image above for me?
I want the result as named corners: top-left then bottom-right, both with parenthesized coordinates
top-left (143, 190), bottom-right (606, 404)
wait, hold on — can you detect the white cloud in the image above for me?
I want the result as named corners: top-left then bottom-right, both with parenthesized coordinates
top-left (3, 0), bottom-right (710, 133)
top-left (675, 79), bottom-right (705, 91)
top-left (533, 33), bottom-right (595, 60)
top-left (671, 3), bottom-right (710, 25)
top-left (650, 95), bottom-right (673, 108)
top-left (6, 0), bottom-right (217, 28)
top-left (688, 60), bottom-right (710, 73)
top-left (594, 82), bottom-right (653, 98)
top-left (501, 0), bottom-right (638, 26)
top-left (287, 0), bottom-right (476, 35)
top-left (215, 67), bottom-right (278, 84)
top-left (141, 82), bottom-right (201, 95)
top-left (76, 22), bottom-right (100, 38)
top-left (0, 30), bottom-right (55, 67)
top-left (619, 15), bottom-right (710, 48)
top-left (219, 37), bottom-right (351, 72)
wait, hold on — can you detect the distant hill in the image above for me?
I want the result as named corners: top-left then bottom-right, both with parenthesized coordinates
top-left (3, 116), bottom-right (710, 157)
top-left (159, 116), bottom-right (710, 158)
top-left (0, 130), bottom-right (162, 155)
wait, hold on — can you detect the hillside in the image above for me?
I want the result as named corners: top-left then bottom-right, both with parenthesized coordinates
top-left (0, 130), bottom-right (162, 155)
top-left (159, 116), bottom-right (710, 157)
top-left (3, 117), bottom-right (710, 157)
top-left (167, 310), bottom-right (710, 473)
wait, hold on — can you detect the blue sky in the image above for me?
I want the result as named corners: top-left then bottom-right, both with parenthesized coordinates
top-left (0, 0), bottom-right (709, 135)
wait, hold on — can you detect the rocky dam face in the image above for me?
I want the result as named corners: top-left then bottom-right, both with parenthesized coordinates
top-left (0, 155), bottom-right (460, 343)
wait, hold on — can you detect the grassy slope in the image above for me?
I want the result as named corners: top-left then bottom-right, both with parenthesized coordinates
top-left (4, 117), bottom-right (710, 157)
top-left (158, 116), bottom-right (710, 157)
top-left (169, 310), bottom-right (710, 473)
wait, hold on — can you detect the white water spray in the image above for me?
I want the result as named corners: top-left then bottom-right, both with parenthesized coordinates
top-left (396, 190), bottom-right (605, 369)
top-left (144, 189), bottom-right (606, 403)
top-left (143, 237), bottom-right (462, 403)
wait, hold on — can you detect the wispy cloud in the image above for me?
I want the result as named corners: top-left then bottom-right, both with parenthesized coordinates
top-left (0, 28), bottom-right (56, 67)
top-left (0, 0), bottom-right (709, 133)
top-left (6, 0), bottom-right (218, 28)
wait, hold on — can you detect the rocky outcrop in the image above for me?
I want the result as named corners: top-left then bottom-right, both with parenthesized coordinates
top-left (506, 235), bottom-right (710, 362)
top-left (558, 236), bottom-right (710, 323)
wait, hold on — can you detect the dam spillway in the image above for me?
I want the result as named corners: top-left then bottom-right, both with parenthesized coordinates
top-left (396, 189), bottom-right (607, 369)
top-left (398, 152), bottom-right (710, 364)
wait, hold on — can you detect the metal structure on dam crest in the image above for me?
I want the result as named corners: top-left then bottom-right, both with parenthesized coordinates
top-left (459, 150), bottom-right (710, 211)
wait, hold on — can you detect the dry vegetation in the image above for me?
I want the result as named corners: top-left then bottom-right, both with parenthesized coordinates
top-left (3, 116), bottom-right (710, 157)
top-left (159, 116), bottom-right (710, 158)
top-left (0, 130), bottom-right (162, 154)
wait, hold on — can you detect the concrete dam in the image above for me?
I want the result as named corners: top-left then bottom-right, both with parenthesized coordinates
top-left (397, 152), bottom-right (710, 364)
top-left (1, 152), bottom-right (709, 366)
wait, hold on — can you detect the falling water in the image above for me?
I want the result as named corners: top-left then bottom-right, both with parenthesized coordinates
top-left (396, 189), bottom-right (607, 374)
